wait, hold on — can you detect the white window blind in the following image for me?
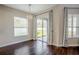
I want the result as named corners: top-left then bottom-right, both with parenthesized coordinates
top-left (14, 17), bottom-right (28, 36)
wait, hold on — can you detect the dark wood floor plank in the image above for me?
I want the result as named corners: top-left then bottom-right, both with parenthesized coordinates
top-left (0, 40), bottom-right (79, 55)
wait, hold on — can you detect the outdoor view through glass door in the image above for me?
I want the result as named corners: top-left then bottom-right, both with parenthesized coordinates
top-left (36, 18), bottom-right (48, 43)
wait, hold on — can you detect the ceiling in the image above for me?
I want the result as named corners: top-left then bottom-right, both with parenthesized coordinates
top-left (3, 4), bottom-right (56, 15)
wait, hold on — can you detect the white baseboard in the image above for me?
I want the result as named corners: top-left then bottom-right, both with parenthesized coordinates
top-left (0, 39), bottom-right (32, 48)
top-left (66, 44), bottom-right (79, 47)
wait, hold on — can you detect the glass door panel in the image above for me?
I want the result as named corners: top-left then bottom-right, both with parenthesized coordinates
top-left (36, 19), bottom-right (43, 41)
top-left (36, 18), bottom-right (48, 43)
top-left (42, 19), bottom-right (48, 42)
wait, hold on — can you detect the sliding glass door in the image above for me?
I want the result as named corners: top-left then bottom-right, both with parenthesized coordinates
top-left (43, 19), bottom-right (48, 42)
top-left (36, 19), bottom-right (43, 41)
top-left (36, 17), bottom-right (48, 43)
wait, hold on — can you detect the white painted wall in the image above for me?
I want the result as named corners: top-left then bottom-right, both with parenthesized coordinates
top-left (0, 5), bottom-right (33, 47)
top-left (51, 5), bottom-right (64, 46)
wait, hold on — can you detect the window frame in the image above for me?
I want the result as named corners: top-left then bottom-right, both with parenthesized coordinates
top-left (67, 11), bottom-right (79, 38)
top-left (14, 16), bottom-right (28, 37)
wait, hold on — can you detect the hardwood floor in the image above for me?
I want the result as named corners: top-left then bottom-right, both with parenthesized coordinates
top-left (0, 40), bottom-right (79, 55)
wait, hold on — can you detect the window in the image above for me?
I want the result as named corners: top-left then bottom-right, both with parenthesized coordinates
top-left (67, 14), bottom-right (79, 38)
top-left (14, 17), bottom-right (28, 36)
